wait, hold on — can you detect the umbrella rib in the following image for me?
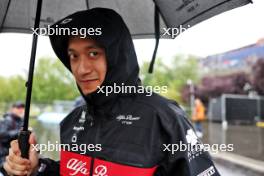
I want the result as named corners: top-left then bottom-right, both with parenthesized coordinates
top-left (153, 1), bottom-right (169, 29)
top-left (0, 0), bottom-right (11, 32)
top-left (85, 0), bottom-right (90, 9)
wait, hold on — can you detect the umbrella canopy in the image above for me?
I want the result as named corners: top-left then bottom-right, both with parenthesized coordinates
top-left (0, 0), bottom-right (251, 38)
top-left (0, 0), bottom-right (252, 72)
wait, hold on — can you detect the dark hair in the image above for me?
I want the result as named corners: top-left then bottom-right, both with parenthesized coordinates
top-left (12, 101), bottom-right (25, 108)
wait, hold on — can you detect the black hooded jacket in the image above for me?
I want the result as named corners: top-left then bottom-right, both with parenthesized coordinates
top-left (35, 8), bottom-right (220, 176)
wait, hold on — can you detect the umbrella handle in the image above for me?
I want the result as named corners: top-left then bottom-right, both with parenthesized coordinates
top-left (18, 130), bottom-right (31, 158)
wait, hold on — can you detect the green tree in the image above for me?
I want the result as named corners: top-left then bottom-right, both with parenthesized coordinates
top-left (0, 75), bottom-right (26, 103)
top-left (32, 57), bottom-right (79, 103)
top-left (0, 57), bottom-right (79, 104)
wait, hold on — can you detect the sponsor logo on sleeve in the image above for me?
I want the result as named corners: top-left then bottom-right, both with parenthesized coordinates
top-left (186, 129), bottom-right (204, 162)
top-left (197, 166), bottom-right (216, 176)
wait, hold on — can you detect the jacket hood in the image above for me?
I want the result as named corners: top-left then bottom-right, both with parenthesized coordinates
top-left (49, 8), bottom-right (140, 108)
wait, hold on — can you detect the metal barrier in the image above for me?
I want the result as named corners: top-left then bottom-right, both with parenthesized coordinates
top-left (208, 94), bottom-right (264, 125)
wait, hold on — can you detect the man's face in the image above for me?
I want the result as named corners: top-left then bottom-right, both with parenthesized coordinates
top-left (68, 37), bottom-right (107, 95)
top-left (11, 107), bottom-right (25, 118)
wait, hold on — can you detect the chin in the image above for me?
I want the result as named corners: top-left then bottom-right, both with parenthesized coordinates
top-left (82, 87), bottom-right (98, 95)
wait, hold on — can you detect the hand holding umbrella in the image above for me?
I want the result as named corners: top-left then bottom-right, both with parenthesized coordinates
top-left (3, 134), bottom-right (39, 176)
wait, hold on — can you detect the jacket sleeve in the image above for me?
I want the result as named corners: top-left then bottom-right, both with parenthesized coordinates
top-left (35, 158), bottom-right (60, 176)
top-left (156, 102), bottom-right (221, 176)
top-left (0, 118), bottom-right (19, 143)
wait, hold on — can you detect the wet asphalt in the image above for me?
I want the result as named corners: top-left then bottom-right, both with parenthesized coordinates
top-left (201, 121), bottom-right (264, 175)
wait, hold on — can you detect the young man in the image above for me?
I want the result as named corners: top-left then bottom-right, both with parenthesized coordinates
top-left (1, 8), bottom-right (220, 176)
top-left (0, 101), bottom-right (25, 167)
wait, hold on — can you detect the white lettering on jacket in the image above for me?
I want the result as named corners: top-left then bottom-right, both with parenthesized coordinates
top-left (94, 165), bottom-right (108, 176)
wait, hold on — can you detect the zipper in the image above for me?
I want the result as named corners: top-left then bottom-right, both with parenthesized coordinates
top-left (90, 157), bottom-right (95, 176)
top-left (90, 121), bottom-right (101, 176)
top-left (85, 104), bottom-right (94, 127)
top-left (87, 105), bottom-right (101, 176)
top-left (87, 113), bottom-right (94, 127)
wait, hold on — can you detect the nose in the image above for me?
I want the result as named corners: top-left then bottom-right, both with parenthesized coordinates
top-left (77, 55), bottom-right (93, 75)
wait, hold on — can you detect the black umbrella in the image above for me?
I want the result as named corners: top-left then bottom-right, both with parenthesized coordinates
top-left (0, 0), bottom-right (252, 159)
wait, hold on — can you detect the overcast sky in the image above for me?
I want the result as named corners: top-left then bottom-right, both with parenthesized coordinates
top-left (0, 0), bottom-right (263, 77)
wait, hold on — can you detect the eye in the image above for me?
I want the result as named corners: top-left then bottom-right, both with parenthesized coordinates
top-left (88, 51), bottom-right (99, 58)
top-left (68, 52), bottom-right (78, 60)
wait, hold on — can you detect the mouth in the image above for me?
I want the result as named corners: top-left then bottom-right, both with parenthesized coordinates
top-left (79, 78), bottom-right (99, 83)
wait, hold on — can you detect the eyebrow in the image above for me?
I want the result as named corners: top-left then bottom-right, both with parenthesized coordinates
top-left (67, 45), bottom-right (102, 52)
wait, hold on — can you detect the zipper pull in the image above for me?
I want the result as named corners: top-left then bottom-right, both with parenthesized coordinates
top-left (85, 104), bottom-right (94, 127)
top-left (86, 114), bottom-right (94, 127)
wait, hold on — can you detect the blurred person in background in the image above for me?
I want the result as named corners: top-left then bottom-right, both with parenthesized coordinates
top-left (192, 98), bottom-right (206, 138)
top-left (0, 101), bottom-right (25, 166)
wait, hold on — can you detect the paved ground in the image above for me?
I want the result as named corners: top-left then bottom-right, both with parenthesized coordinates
top-left (202, 122), bottom-right (264, 161)
top-left (215, 161), bottom-right (263, 176)
top-left (201, 121), bottom-right (264, 175)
